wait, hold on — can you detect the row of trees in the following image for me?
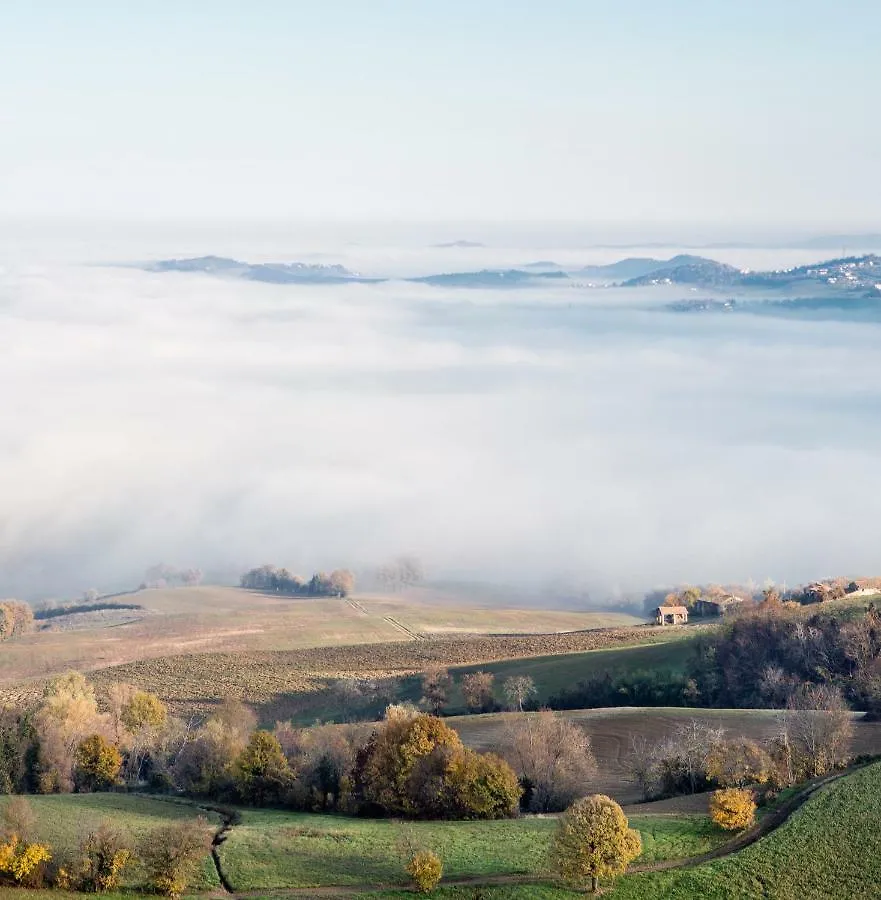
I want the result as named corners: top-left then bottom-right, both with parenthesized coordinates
top-left (421, 669), bottom-right (537, 715)
top-left (239, 565), bottom-right (355, 598)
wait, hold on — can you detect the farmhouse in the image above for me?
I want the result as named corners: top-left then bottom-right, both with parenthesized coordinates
top-left (655, 605), bottom-right (688, 626)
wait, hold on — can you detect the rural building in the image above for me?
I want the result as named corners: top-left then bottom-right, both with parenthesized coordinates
top-left (695, 595), bottom-right (745, 617)
top-left (655, 605), bottom-right (688, 626)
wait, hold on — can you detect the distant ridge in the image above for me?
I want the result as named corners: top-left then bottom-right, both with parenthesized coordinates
top-left (432, 240), bottom-right (485, 248)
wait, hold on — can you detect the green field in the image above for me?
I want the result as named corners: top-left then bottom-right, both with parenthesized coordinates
top-left (444, 637), bottom-right (695, 709)
top-left (216, 807), bottom-right (725, 891)
top-left (0, 794), bottom-right (220, 892)
top-left (605, 760), bottom-right (881, 899)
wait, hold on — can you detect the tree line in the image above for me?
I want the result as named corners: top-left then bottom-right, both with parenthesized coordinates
top-left (239, 565), bottom-right (355, 597)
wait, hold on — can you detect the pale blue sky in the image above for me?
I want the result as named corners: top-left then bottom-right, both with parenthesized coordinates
top-left (1, 1), bottom-right (879, 226)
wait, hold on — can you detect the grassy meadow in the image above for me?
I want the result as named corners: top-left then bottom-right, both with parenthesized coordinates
top-left (216, 807), bottom-right (726, 891)
top-left (0, 794), bottom-right (220, 892)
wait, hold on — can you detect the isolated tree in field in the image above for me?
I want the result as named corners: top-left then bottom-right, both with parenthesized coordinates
top-left (140, 818), bottom-right (212, 898)
top-left (421, 669), bottom-right (452, 715)
top-left (460, 672), bottom-right (495, 713)
top-left (74, 734), bottom-right (122, 791)
top-left (1, 798), bottom-right (35, 844)
top-left (405, 849), bottom-right (443, 893)
top-left (234, 730), bottom-right (291, 805)
top-left (502, 675), bottom-right (536, 712)
top-left (502, 711), bottom-right (597, 812)
top-left (709, 787), bottom-right (756, 831)
top-left (550, 794), bottom-right (642, 893)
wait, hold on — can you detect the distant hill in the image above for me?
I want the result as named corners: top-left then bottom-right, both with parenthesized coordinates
top-left (144, 256), bottom-right (371, 284)
top-left (411, 269), bottom-right (568, 287)
top-left (575, 254), bottom-right (712, 281)
top-left (432, 240), bottom-right (485, 249)
top-left (628, 253), bottom-right (881, 292)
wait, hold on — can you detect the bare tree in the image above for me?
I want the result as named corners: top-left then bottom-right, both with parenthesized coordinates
top-left (503, 675), bottom-right (537, 712)
top-left (501, 711), bottom-right (597, 812)
top-left (785, 683), bottom-right (853, 777)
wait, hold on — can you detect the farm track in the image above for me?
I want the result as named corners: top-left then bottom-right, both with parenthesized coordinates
top-left (382, 615), bottom-right (425, 640)
top-left (202, 766), bottom-right (860, 898)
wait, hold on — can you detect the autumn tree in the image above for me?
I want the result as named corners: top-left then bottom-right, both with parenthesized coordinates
top-left (421, 669), bottom-right (452, 715)
top-left (460, 672), bottom-right (495, 713)
top-left (502, 711), bottom-right (597, 812)
top-left (121, 689), bottom-right (168, 782)
top-left (502, 675), bottom-right (537, 712)
top-left (705, 738), bottom-right (772, 788)
top-left (328, 569), bottom-right (355, 597)
top-left (68, 824), bottom-right (133, 892)
top-left (550, 794), bottom-right (642, 893)
top-left (74, 734), bottom-right (122, 792)
top-left (709, 787), bottom-right (756, 831)
top-left (406, 850), bottom-right (443, 893)
top-left (35, 673), bottom-right (106, 792)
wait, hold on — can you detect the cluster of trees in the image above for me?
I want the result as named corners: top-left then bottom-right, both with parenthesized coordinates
top-left (0, 602), bottom-right (33, 641)
top-left (0, 797), bottom-right (210, 895)
top-left (239, 565), bottom-right (355, 598)
top-left (688, 603), bottom-right (881, 712)
top-left (625, 706), bottom-right (852, 802)
top-left (376, 556), bottom-right (424, 593)
top-left (141, 564), bottom-right (203, 589)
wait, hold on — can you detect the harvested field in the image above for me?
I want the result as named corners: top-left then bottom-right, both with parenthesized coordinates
top-left (72, 627), bottom-right (695, 719)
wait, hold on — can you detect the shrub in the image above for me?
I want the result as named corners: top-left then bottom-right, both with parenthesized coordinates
top-left (406, 849), bottom-right (443, 893)
top-left (140, 818), bottom-right (212, 898)
top-left (710, 787), bottom-right (757, 831)
top-left (0, 835), bottom-right (52, 886)
top-left (70, 823), bottom-right (133, 892)
top-left (1, 797), bottom-right (36, 842)
top-left (75, 734), bottom-right (123, 792)
top-left (550, 794), bottom-right (642, 894)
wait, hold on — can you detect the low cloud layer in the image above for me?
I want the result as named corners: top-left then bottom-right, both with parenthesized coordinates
top-left (3, 233), bottom-right (881, 601)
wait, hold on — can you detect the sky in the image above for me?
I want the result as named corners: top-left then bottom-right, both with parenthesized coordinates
top-left (1, 1), bottom-right (880, 228)
top-left (2, 3), bottom-right (881, 603)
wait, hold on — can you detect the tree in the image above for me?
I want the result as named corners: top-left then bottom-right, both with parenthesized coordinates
top-left (1, 798), bottom-right (35, 844)
top-left (460, 672), bottom-right (495, 713)
top-left (74, 734), bottom-right (122, 792)
top-left (406, 850), bottom-right (442, 893)
top-left (705, 738), bottom-right (772, 788)
top-left (356, 714), bottom-right (463, 815)
top-left (550, 794), bottom-right (642, 893)
top-left (502, 711), bottom-right (597, 812)
top-left (709, 787), bottom-right (756, 831)
top-left (120, 690), bottom-right (168, 782)
top-left (328, 570), bottom-right (355, 597)
top-left (441, 749), bottom-right (521, 819)
top-left (421, 669), bottom-right (452, 715)
top-left (140, 818), bottom-right (212, 898)
top-left (502, 676), bottom-right (537, 712)
top-left (35, 672), bottom-right (105, 792)
top-left (234, 730), bottom-right (291, 806)
top-left (68, 824), bottom-right (133, 892)
top-left (784, 683), bottom-right (852, 777)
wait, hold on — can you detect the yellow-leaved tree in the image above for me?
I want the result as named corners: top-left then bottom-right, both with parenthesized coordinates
top-left (550, 794), bottom-right (642, 894)
top-left (709, 787), bottom-right (756, 831)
